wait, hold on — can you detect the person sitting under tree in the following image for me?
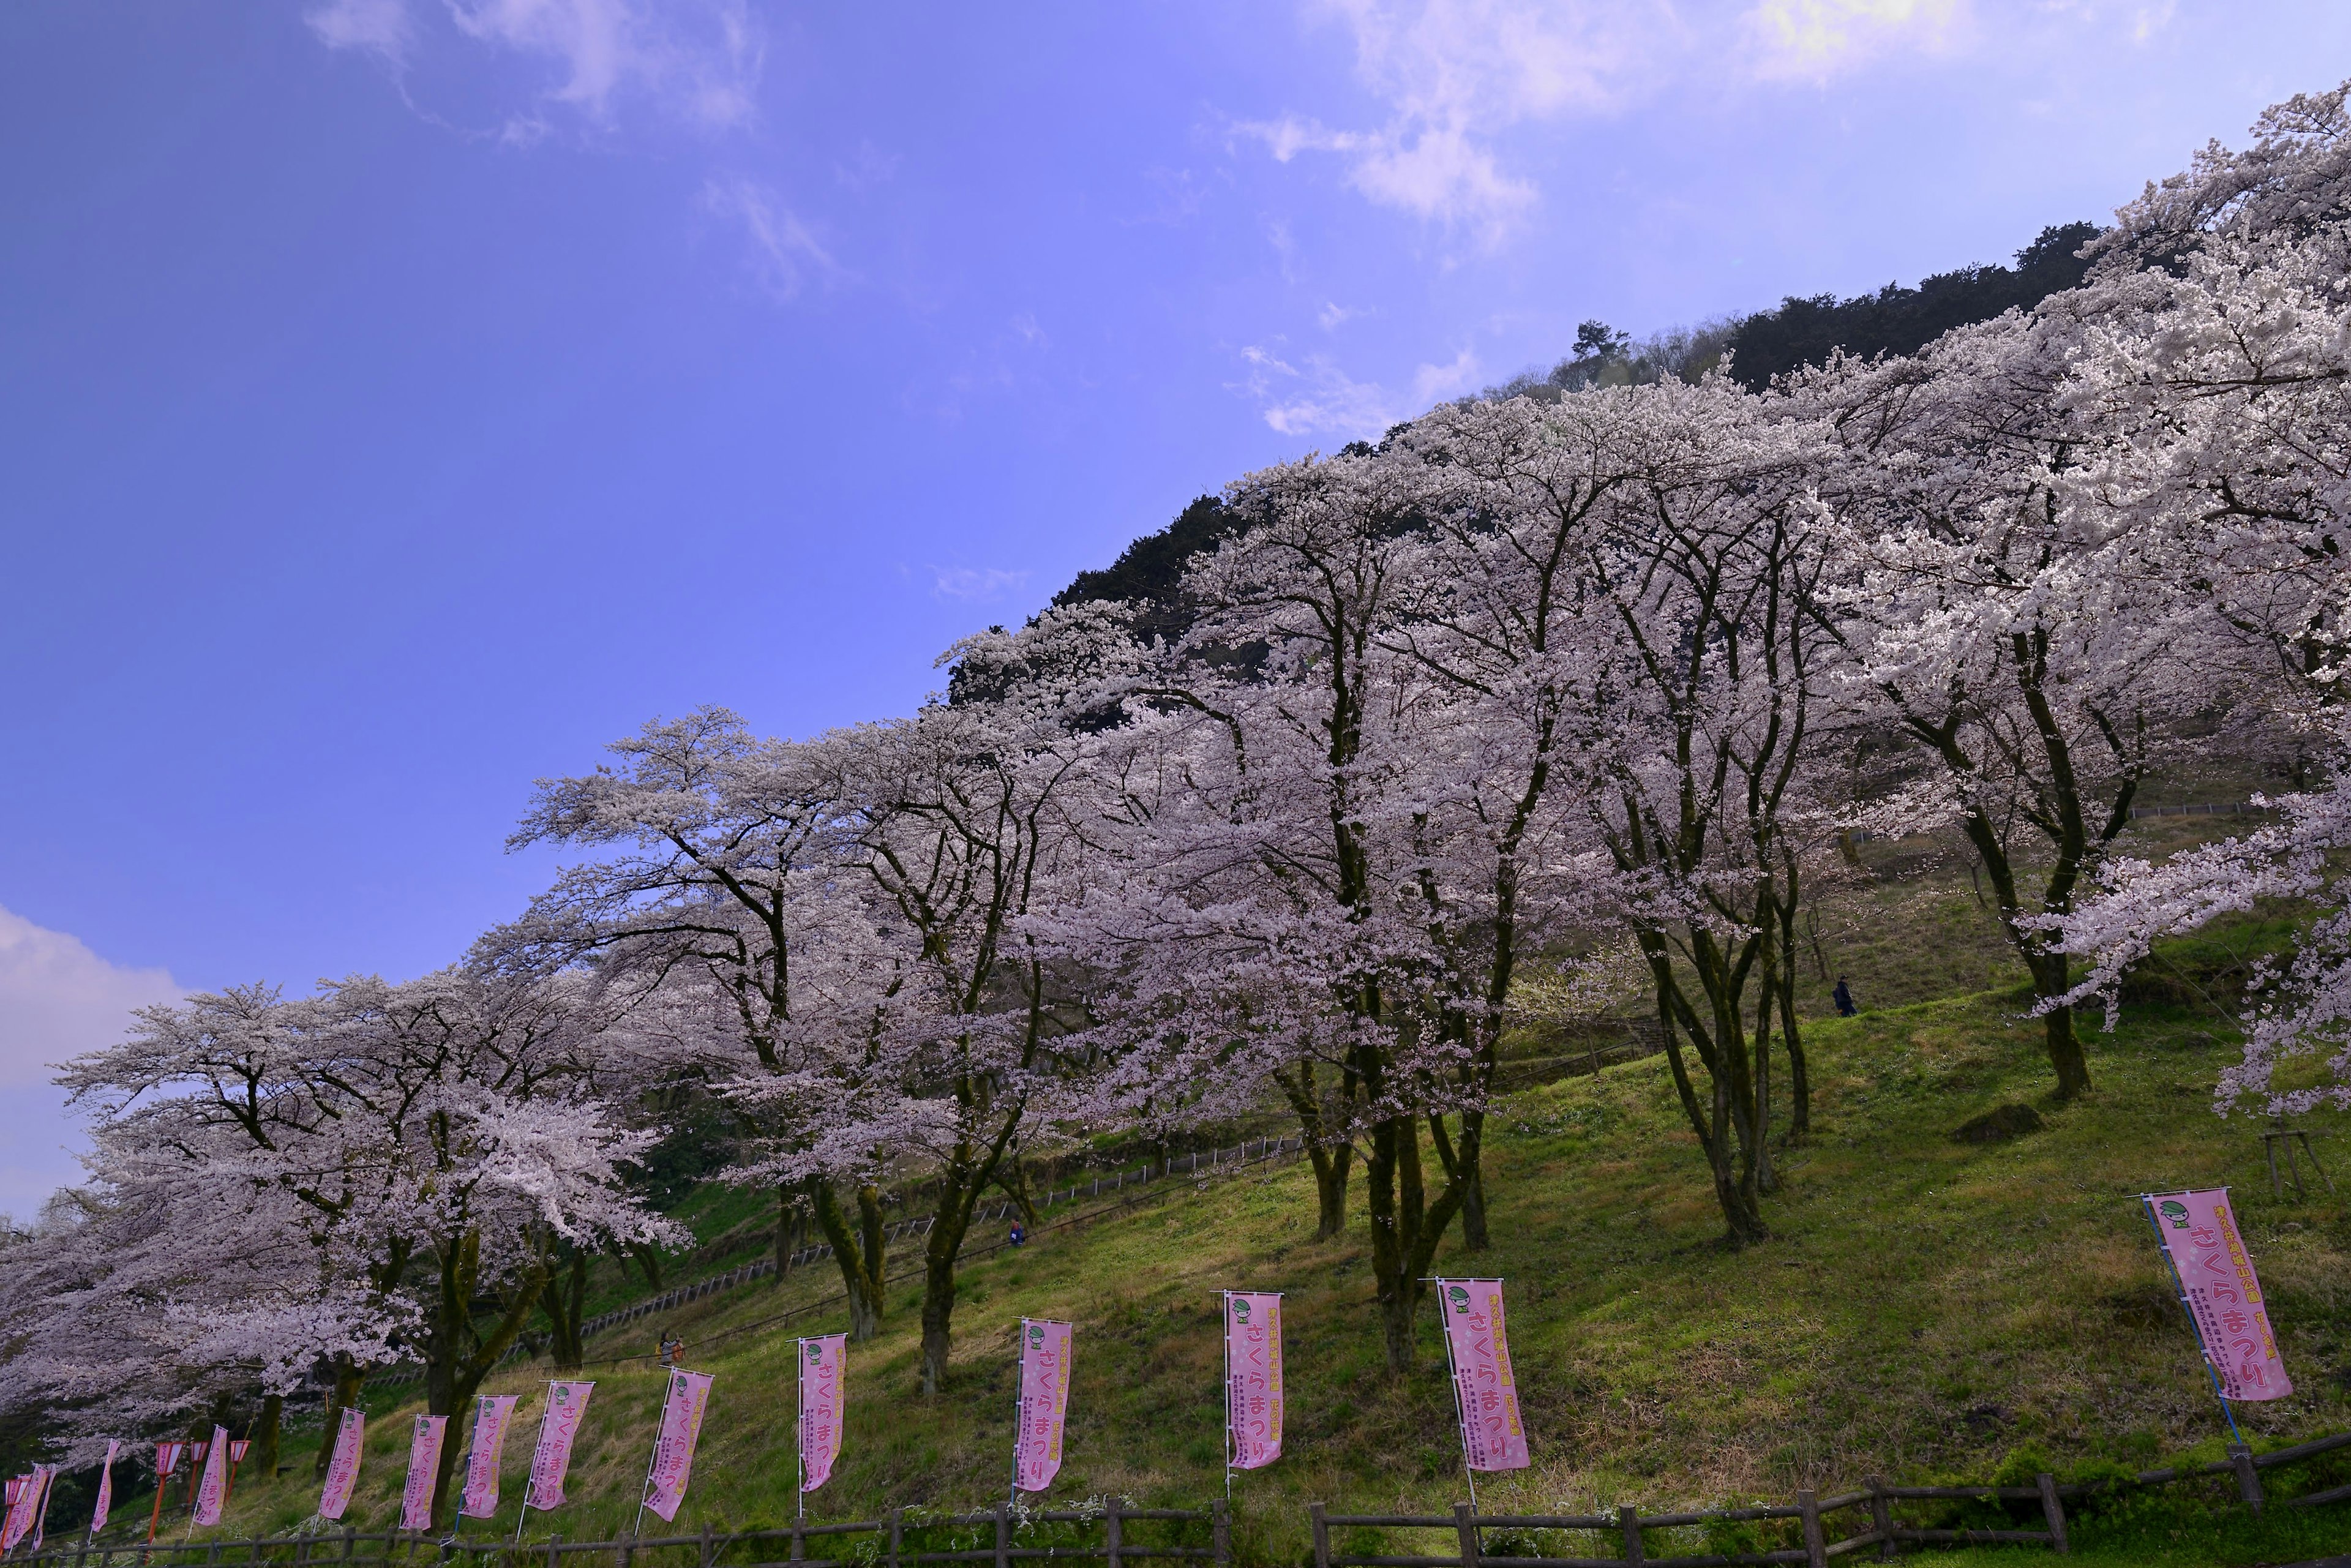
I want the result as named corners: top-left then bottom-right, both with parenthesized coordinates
top-left (658, 1330), bottom-right (684, 1368)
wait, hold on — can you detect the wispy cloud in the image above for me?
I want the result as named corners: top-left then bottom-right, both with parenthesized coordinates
top-left (1742, 0), bottom-right (1961, 82)
top-left (702, 176), bottom-right (839, 298)
top-left (0, 905), bottom-right (182, 1218)
top-left (306, 0), bottom-right (764, 137)
top-left (1241, 0), bottom-right (2014, 234)
top-left (1235, 0), bottom-right (1679, 238)
top-left (1234, 339), bottom-right (1478, 438)
top-left (932, 566), bottom-right (1033, 602)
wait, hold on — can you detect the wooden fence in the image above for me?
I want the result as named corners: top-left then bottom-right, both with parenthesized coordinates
top-left (1304, 1430), bottom-right (2351, 1568)
top-left (7, 1504), bottom-right (1226, 1568)
top-left (13, 1435), bottom-right (2351, 1568)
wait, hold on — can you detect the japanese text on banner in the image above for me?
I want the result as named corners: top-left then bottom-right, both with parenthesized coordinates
top-left (525, 1383), bottom-right (595, 1512)
top-left (799, 1337), bottom-right (847, 1493)
top-left (1014, 1320), bottom-right (1074, 1493)
top-left (400, 1416), bottom-right (448, 1532)
top-left (2147, 1188), bottom-right (2293, 1400)
top-left (643, 1371), bottom-right (714, 1523)
top-left (1224, 1294), bottom-right (1284, 1471)
top-left (191, 1426), bottom-right (231, 1527)
top-left (1439, 1280), bottom-right (1531, 1471)
top-left (459, 1394), bottom-right (520, 1518)
top-left (318, 1411), bottom-right (366, 1521)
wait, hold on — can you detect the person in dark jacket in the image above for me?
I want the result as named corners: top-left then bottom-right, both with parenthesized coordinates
top-left (1832, 977), bottom-right (1857, 1017)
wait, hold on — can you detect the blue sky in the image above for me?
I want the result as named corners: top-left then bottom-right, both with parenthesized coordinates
top-left (4, 0), bottom-right (2347, 1212)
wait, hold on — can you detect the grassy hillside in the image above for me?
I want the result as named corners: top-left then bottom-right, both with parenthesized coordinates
top-left (136, 969), bottom-right (2351, 1567)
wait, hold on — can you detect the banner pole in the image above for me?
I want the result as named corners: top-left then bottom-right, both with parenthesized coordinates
top-left (632, 1379), bottom-right (663, 1544)
top-left (144, 1453), bottom-right (165, 1545)
top-left (515, 1382), bottom-right (554, 1550)
top-left (2140, 1197), bottom-right (2246, 1447)
top-left (1008, 1322), bottom-right (1027, 1508)
top-left (1220, 1293), bottom-right (1233, 1506)
top-left (795, 1341), bottom-right (806, 1527)
top-left (1428, 1278), bottom-right (1480, 1515)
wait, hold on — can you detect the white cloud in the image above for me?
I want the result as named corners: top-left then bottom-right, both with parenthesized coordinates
top-left (702, 176), bottom-right (838, 298)
top-left (932, 567), bottom-right (1033, 602)
top-left (306, 0), bottom-right (414, 62)
top-left (307, 0), bottom-right (763, 135)
top-left (1741, 0), bottom-right (1962, 82)
top-left (1318, 302), bottom-right (1363, 330)
top-left (1239, 0), bottom-right (1680, 236)
top-left (1235, 340), bottom-right (1482, 437)
top-left (1413, 345), bottom-right (1482, 402)
top-left (0, 906), bottom-right (182, 1220)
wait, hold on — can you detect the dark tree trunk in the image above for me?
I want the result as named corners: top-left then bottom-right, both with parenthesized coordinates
top-left (1274, 1062), bottom-right (1356, 1240)
top-left (812, 1180), bottom-right (888, 1343)
top-left (252, 1394), bottom-right (282, 1479)
top-left (1456, 1112), bottom-right (1490, 1251)
top-left (542, 1247), bottom-right (588, 1370)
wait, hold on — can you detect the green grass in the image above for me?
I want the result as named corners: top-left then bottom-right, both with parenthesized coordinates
top-left (141, 981), bottom-right (2351, 1567)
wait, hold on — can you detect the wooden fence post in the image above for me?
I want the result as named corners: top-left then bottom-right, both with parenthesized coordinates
top-left (1796, 1491), bottom-right (1824, 1568)
top-left (547, 1536), bottom-right (561, 1568)
top-left (888, 1510), bottom-right (902, 1568)
top-left (1103, 1498), bottom-right (1121, 1568)
top-left (1210, 1501), bottom-right (1229, 1568)
top-left (1308, 1505), bottom-right (1329, 1568)
top-left (2229, 1446), bottom-right (2263, 1515)
top-left (993, 1507), bottom-right (1009, 1568)
top-left (2036, 1474), bottom-right (2067, 1555)
top-left (1864, 1479), bottom-right (1892, 1564)
top-left (701, 1525), bottom-right (714, 1568)
top-left (1451, 1504), bottom-right (1479, 1568)
top-left (789, 1512), bottom-right (803, 1565)
top-left (1616, 1506), bottom-right (1643, 1567)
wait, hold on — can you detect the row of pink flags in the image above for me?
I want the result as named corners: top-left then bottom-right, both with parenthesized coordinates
top-left (14, 1199), bottom-right (2280, 1546)
top-left (3, 1279), bottom-right (1531, 1549)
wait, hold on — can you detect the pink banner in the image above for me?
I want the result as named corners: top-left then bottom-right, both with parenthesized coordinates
top-left (524, 1382), bottom-right (594, 1512)
top-left (1, 1468), bottom-right (48, 1551)
top-left (798, 1337), bottom-right (846, 1493)
top-left (191, 1425), bottom-right (230, 1526)
top-left (318, 1410), bottom-right (366, 1521)
top-left (399, 1414), bottom-right (448, 1532)
top-left (457, 1395), bottom-right (520, 1519)
top-left (91, 1440), bottom-right (120, 1537)
top-left (1224, 1294), bottom-right (1284, 1471)
top-left (642, 1371), bottom-right (714, 1523)
top-left (1438, 1280), bottom-right (1530, 1472)
top-left (2148, 1188), bottom-right (2294, 1401)
top-left (1013, 1319), bottom-right (1073, 1493)
top-left (31, 1464), bottom-right (56, 1548)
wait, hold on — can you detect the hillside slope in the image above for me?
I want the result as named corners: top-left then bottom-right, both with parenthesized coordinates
top-left (159, 976), bottom-right (2351, 1566)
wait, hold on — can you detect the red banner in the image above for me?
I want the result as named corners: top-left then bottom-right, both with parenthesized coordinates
top-left (318, 1411), bottom-right (366, 1521)
top-left (190, 1426), bottom-right (230, 1527)
top-left (1013, 1319), bottom-right (1073, 1493)
top-left (1438, 1279), bottom-right (1530, 1472)
top-left (1224, 1293), bottom-right (1284, 1471)
top-left (399, 1415), bottom-right (448, 1532)
top-left (2147, 1188), bottom-right (2293, 1400)
top-left (1, 1468), bottom-right (50, 1551)
top-left (798, 1336), bottom-right (847, 1493)
top-left (524, 1382), bottom-right (595, 1512)
top-left (642, 1370), bottom-right (714, 1523)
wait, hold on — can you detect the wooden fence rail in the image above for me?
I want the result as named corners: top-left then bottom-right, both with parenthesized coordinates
top-left (7, 1504), bottom-right (1226, 1568)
